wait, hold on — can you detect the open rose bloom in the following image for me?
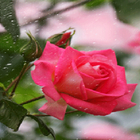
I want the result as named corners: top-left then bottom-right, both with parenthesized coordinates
top-left (31, 42), bottom-right (137, 120)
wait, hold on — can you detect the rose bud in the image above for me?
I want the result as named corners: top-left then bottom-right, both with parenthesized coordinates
top-left (20, 32), bottom-right (42, 62)
top-left (31, 42), bottom-right (137, 120)
top-left (46, 29), bottom-right (75, 48)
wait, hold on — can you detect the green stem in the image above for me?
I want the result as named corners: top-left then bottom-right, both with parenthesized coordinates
top-left (20, 95), bottom-right (45, 105)
top-left (33, 110), bottom-right (79, 117)
top-left (9, 62), bottom-right (29, 98)
top-left (5, 63), bottom-right (34, 93)
top-left (65, 110), bottom-right (79, 115)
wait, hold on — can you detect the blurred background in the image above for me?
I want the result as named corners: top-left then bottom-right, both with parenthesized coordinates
top-left (1, 0), bottom-right (140, 139)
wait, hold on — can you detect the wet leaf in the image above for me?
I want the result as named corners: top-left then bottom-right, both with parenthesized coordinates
top-left (0, 52), bottom-right (24, 87)
top-left (27, 115), bottom-right (55, 139)
top-left (0, 0), bottom-right (20, 41)
top-left (0, 99), bottom-right (27, 131)
top-left (0, 33), bottom-right (28, 54)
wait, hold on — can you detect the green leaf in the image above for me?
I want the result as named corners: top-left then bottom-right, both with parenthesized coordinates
top-left (27, 115), bottom-right (55, 140)
top-left (0, 0), bottom-right (20, 41)
top-left (0, 33), bottom-right (28, 54)
top-left (111, 0), bottom-right (140, 23)
top-left (0, 99), bottom-right (27, 131)
top-left (0, 52), bottom-right (24, 87)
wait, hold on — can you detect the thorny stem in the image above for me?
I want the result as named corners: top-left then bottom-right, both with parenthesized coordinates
top-left (5, 63), bottom-right (34, 93)
top-left (33, 110), bottom-right (79, 117)
top-left (9, 62), bottom-right (29, 98)
top-left (20, 95), bottom-right (45, 105)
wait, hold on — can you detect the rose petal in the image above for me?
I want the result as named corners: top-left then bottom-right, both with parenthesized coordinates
top-left (83, 49), bottom-right (117, 65)
top-left (77, 55), bottom-right (117, 92)
top-left (54, 46), bottom-right (84, 84)
top-left (96, 69), bottom-right (116, 93)
top-left (113, 84), bottom-right (137, 111)
top-left (86, 78), bottom-right (127, 100)
top-left (60, 93), bottom-right (117, 115)
top-left (78, 62), bottom-right (103, 78)
top-left (31, 61), bottom-right (54, 86)
top-left (39, 96), bottom-right (67, 120)
top-left (75, 55), bottom-right (90, 67)
top-left (117, 66), bottom-right (127, 88)
top-left (42, 85), bottom-right (61, 101)
top-left (55, 61), bottom-right (86, 100)
top-left (79, 71), bottom-right (108, 89)
top-left (89, 54), bottom-right (116, 69)
top-left (39, 41), bottom-right (64, 66)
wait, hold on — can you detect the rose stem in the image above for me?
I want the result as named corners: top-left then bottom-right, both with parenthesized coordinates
top-left (9, 62), bottom-right (29, 98)
top-left (20, 95), bottom-right (79, 116)
top-left (33, 110), bottom-right (80, 117)
top-left (20, 95), bottom-right (45, 105)
top-left (4, 63), bottom-right (34, 94)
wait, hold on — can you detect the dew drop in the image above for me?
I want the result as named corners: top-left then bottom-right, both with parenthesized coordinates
top-left (84, 108), bottom-right (88, 111)
top-left (7, 63), bottom-right (12, 66)
top-left (3, 67), bottom-right (7, 70)
top-left (128, 90), bottom-right (131, 93)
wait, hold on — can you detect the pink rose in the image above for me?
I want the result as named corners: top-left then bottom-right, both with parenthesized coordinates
top-left (31, 42), bottom-right (137, 120)
top-left (80, 122), bottom-right (139, 140)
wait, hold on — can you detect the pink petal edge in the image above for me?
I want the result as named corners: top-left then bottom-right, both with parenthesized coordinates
top-left (39, 96), bottom-right (67, 120)
top-left (31, 61), bottom-right (54, 86)
top-left (39, 41), bottom-right (64, 65)
top-left (60, 93), bottom-right (117, 116)
top-left (83, 49), bottom-right (117, 65)
top-left (113, 84), bottom-right (137, 111)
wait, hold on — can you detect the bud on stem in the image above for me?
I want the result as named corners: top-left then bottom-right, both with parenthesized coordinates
top-left (20, 32), bottom-right (42, 62)
top-left (46, 28), bottom-right (75, 48)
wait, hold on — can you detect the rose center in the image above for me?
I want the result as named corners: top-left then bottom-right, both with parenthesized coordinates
top-left (92, 65), bottom-right (109, 77)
